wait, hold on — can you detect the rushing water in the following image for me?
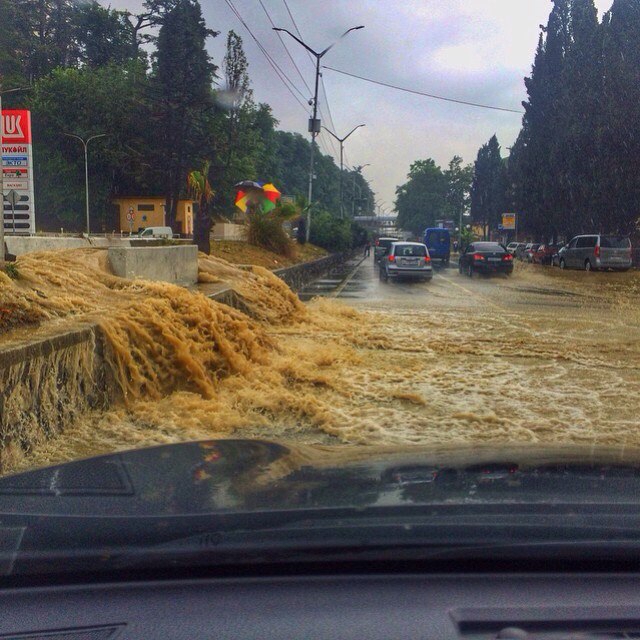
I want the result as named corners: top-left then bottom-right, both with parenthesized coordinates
top-left (2, 250), bottom-right (640, 474)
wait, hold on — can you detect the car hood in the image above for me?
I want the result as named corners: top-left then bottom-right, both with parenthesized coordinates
top-left (3, 440), bottom-right (640, 577)
top-left (2, 439), bottom-right (640, 517)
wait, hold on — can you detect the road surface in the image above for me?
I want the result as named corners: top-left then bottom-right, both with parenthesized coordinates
top-left (11, 254), bottom-right (640, 473)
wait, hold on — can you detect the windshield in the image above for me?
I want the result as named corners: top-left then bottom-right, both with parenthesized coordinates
top-left (393, 244), bottom-right (427, 256)
top-left (1, 0), bottom-right (639, 580)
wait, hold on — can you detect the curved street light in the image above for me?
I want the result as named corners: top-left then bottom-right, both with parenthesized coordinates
top-left (64, 133), bottom-right (107, 236)
top-left (273, 25), bottom-right (364, 239)
top-left (322, 124), bottom-right (365, 218)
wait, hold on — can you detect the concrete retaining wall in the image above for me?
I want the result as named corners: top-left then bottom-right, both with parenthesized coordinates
top-left (108, 245), bottom-right (199, 285)
top-left (273, 252), bottom-right (351, 290)
top-left (5, 236), bottom-right (133, 256)
top-left (211, 223), bottom-right (247, 241)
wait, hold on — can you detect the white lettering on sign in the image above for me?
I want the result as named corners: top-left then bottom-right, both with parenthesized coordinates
top-left (2, 114), bottom-right (24, 140)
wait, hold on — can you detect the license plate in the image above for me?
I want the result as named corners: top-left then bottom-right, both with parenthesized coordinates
top-left (488, 257), bottom-right (501, 262)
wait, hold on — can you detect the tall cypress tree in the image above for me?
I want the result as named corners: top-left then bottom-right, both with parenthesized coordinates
top-left (600, 0), bottom-right (640, 234)
top-left (471, 135), bottom-right (507, 239)
top-left (153, 0), bottom-right (217, 231)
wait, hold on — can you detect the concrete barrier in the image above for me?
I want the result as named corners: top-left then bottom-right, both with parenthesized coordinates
top-left (5, 236), bottom-right (134, 256)
top-left (108, 245), bottom-right (198, 285)
top-left (273, 252), bottom-right (352, 290)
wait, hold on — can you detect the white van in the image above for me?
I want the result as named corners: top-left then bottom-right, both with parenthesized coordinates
top-left (138, 226), bottom-right (174, 239)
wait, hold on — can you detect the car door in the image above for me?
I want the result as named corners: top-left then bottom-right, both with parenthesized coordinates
top-left (564, 237), bottom-right (578, 267)
top-left (574, 236), bottom-right (590, 267)
top-left (461, 244), bottom-right (474, 268)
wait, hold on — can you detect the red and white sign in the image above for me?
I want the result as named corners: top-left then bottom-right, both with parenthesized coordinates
top-left (1, 110), bottom-right (32, 144)
top-left (2, 109), bottom-right (35, 233)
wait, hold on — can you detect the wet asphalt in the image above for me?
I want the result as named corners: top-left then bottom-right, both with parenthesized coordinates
top-left (299, 254), bottom-right (592, 314)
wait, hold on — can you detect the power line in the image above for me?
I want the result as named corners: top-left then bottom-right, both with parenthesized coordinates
top-left (256, 0), bottom-right (312, 96)
top-left (280, 0), bottom-right (340, 160)
top-left (223, 0), bottom-right (309, 111)
top-left (323, 66), bottom-right (525, 114)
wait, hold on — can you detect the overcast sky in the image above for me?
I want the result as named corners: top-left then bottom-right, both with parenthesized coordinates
top-left (108, 0), bottom-right (613, 212)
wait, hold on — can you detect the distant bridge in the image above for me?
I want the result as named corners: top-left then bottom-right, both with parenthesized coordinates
top-left (354, 216), bottom-right (398, 233)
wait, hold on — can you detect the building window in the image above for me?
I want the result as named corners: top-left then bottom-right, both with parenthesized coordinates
top-left (138, 204), bottom-right (155, 212)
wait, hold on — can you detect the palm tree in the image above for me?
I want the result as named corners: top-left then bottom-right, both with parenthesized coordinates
top-left (187, 161), bottom-right (215, 254)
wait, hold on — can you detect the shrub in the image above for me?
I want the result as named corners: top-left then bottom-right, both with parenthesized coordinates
top-left (310, 211), bottom-right (354, 253)
top-left (247, 202), bottom-right (297, 257)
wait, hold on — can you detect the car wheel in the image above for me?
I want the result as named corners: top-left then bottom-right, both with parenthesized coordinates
top-left (467, 264), bottom-right (473, 278)
top-left (585, 260), bottom-right (592, 272)
top-left (380, 269), bottom-right (388, 282)
top-left (560, 259), bottom-right (566, 270)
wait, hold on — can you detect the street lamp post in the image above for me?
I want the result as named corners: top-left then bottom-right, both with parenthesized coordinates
top-left (321, 124), bottom-right (365, 218)
top-left (64, 133), bottom-right (106, 236)
top-left (0, 85), bottom-right (30, 261)
top-left (273, 25), bottom-right (364, 241)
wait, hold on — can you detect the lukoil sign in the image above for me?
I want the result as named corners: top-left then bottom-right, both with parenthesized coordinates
top-left (2, 109), bottom-right (36, 233)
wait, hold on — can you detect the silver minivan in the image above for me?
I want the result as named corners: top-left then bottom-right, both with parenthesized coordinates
top-left (559, 234), bottom-right (632, 271)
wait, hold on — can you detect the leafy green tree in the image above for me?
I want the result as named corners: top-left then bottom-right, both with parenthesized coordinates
top-left (444, 156), bottom-right (473, 227)
top-left (395, 159), bottom-right (448, 235)
top-left (74, 2), bottom-right (139, 68)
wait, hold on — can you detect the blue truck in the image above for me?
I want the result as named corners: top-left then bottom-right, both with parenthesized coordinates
top-left (423, 228), bottom-right (451, 265)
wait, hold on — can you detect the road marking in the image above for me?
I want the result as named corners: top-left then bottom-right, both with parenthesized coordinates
top-left (332, 255), bottom-right (368, 298)
top-left (434, 271), bottom-right (506, 312)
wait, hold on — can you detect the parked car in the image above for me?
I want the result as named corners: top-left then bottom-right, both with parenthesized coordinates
top-left (459, 242), bottom-right (514, 277)
top-left (423, 228), bottom-right (450, 265)
top-left (524, 243), bottom-right (541, 262)
top-left (138, 226), bottom-right (174, 239)
top-left (379, 242), bottom-right (433, 282)
top-left (558, 234), bottom-right (633, 271)
top-left (506, 242), bottom-right (519, 255)
top-left (515, 243), bottom-right (533, 260)
top-left (531, 244), bottom-right (561, 265)
top-left (374, 236), bottom-right (399, 262)
top-left (551, 244), bottom-right (568, 267)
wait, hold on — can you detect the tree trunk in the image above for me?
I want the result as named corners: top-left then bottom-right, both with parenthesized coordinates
top-left (195, 201), bottom-right (211, 254)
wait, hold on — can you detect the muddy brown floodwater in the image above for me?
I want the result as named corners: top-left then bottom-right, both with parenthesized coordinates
top-left (3, 251), bottom-right (640, 474)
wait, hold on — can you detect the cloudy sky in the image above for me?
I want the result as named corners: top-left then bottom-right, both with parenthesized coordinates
top-left (109, 0), bottom-right (613, 211)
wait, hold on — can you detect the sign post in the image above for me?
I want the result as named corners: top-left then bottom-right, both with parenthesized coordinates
top-left (7, 189), bottom-right (18, 234)
top-left (1, 109), bottom-right (36, 235)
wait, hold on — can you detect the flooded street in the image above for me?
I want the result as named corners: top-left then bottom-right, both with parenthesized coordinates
top-left (5, 252), bottom-right (640, 473)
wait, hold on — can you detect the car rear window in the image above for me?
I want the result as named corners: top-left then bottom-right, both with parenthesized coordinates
top-left (600, 236), bottom-right (631, 249)
top-left (473, 243), bottom-right (505, 252)
top-left (394, 244), bottom-right (427, 257)
top-left (378, 239), bottom-right (398, 248)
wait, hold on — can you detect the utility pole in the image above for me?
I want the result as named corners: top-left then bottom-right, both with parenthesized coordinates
top-left (0, 85), bottom-right (30, 261)
top-left (273, 25), bottom-right (364, 241)
top-left (64, 133), bottom-right (106, 236)
top-left (322, 124), bottom-right (365, 218)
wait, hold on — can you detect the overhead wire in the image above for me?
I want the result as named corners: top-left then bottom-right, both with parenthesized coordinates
top-left (280, 0), bottom-right (340, 160)
top-left (323, 66), bottom-right (525, 114)
top-left (223, 0), bottom-right (309, 112)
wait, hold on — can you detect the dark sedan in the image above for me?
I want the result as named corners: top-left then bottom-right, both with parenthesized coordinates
top-left (458, 242), bottom-right (514, 277)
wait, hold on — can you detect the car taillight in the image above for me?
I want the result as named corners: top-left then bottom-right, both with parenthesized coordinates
top-left (424, 256), bottom-right (431, 263)
top-left (473, 253), bottom-right (485, 261)
top-left (375, 240), bottom-right (380, 246)
top-left (503, 253), bottom-right (513, 261)
top-left (388, 255), bottom-right (395, 262)
top-left (595, 245), bottom-right (600, 257)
